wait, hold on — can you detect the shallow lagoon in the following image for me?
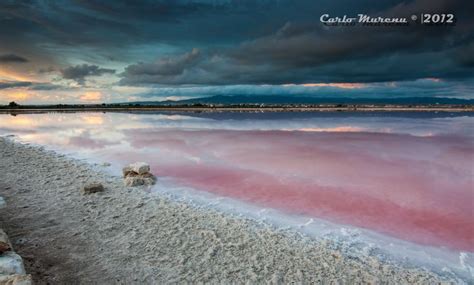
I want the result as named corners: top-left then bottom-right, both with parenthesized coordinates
top-left (1, 111), bottom-right (473, 277)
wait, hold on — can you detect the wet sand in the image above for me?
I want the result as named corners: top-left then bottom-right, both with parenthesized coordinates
top-left (0, 137), bottom-right (458, 284)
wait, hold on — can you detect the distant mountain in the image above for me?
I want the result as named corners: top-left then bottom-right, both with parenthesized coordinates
top-left (127, 95), bottom-right (474, 105)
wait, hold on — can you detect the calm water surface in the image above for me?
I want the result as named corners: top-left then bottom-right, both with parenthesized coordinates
top-left (1, 111), bottom-right (473, 254)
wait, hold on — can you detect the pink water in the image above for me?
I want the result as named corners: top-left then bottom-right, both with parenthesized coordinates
top-left (1, 111), bottom-right (473, 252)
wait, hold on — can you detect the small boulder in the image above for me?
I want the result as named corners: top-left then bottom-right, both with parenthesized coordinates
top-left (82, 183), bottom-right (104, 194)
top-left (0, 251), bottom-right (26, 275)
top-left (129, 162), bottom-right (150, 175)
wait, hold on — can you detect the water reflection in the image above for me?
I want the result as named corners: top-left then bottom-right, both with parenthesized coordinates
top-left (1, 111), bottom-right (473, 251)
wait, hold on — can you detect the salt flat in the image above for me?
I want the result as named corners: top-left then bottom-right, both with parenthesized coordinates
top-left (0, 137), bottom-right (457, 284)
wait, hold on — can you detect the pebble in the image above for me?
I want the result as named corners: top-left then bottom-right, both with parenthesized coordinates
top-left (82, 183), bottom-right (105, 194)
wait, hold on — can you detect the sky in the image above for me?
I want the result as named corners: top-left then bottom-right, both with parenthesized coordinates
top-left (0, 0), bottom-right (473, 104)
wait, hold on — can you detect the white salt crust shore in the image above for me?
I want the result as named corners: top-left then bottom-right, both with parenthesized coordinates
top-left (0, 137), bottom-right (460, 284)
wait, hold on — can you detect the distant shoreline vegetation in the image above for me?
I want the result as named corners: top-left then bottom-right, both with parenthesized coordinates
top-left (1, 96), bottom-right (473, 111)
top-left (1, 102), bottom-right (472, 113)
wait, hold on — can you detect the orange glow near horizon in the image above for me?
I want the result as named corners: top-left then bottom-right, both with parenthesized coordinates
top-left (283, 83), bottom-right (366, 89)
top-left (294, 126), bottom-right (365, 132)
top-left (80, 91), bottom-right (102, 102)
top-left (0, 69), bottom-right (35, 82)
top-left (425, 78), bottom-right (442, 82)
top-left (3, 91), bottom-right (32, 102)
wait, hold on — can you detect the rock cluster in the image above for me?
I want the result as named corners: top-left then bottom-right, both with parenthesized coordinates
top-left (0, 197), bottom-right (32, 284)
top-left (123, 162), bottom-right (156, 187)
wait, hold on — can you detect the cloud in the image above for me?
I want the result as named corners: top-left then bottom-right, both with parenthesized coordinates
top-left (120, 44), bottom-right (474, 86)
top-left (454, 42), bottom-right (474, 67)
top-left (37, 66), bottom-right (56, 74)
top-left (1, 0), bottom-right (473, 102)
top-left (118, 0), bottom-right (474, 87)
top-left (29, 83), bottom-right (66, 90)
top-left (0, 80), bottom-right (32, 89)
top-left (133, 78), bottom-right (474, 100)
top-left (284, 83), bottom-right (366, 89)
top-left (0, 54), bottom-right (28, 63)
top-left (120, 49), bottom-right (271, 85)
top-left (61, 64), bottom-right (115, 85)
top-left (0, 0), bottom-right (236, 66)
top-left (125, 48), bottom-right (201, 76)
top-left (0, 80), bottom-right (67, 91)
top-left (115, 0), bottom-right (473, 87)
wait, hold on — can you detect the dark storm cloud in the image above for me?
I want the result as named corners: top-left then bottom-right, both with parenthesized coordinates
top-left (29, 83), bottom-right (68, 91)
top-left (0, 0), bottom-right (412, 58)
top-left (61, 64), bottom-right (115, 85)
top-left (119, 0), bottom-right (474, 86)
top-left (454, 42), bottom-right (474, 67)
top-left (120, 41), bottom-right (473, 86)
top-left (0, 80), bottom-right (69, 91)
top-left (228, 0), bottom-right (474, 70)
top-left (0, 54), bottom-right (28, 63)
top-left (38, 66), bottom-right (56, 74)
top-left (125, 49), bottom-right (201, 77)
top-left (1, 0), bottom-right (473, 95)
top-left (0, 0), bottom-right (244, 55)
top-left (0, 81), bottom-right (31, 89)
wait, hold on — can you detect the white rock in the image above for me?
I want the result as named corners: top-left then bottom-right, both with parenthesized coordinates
top-left (129, 162), bottom-right (150, 175)
top-left (124, 175), bottom-right (156, 187)
top-left (122, 166), bottom-right (133, 177)
top-left (0, 251), bottom-right (26, 275)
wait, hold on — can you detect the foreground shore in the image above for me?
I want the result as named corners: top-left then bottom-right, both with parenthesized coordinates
top-left (0, 137), bottom-right (456, 283)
